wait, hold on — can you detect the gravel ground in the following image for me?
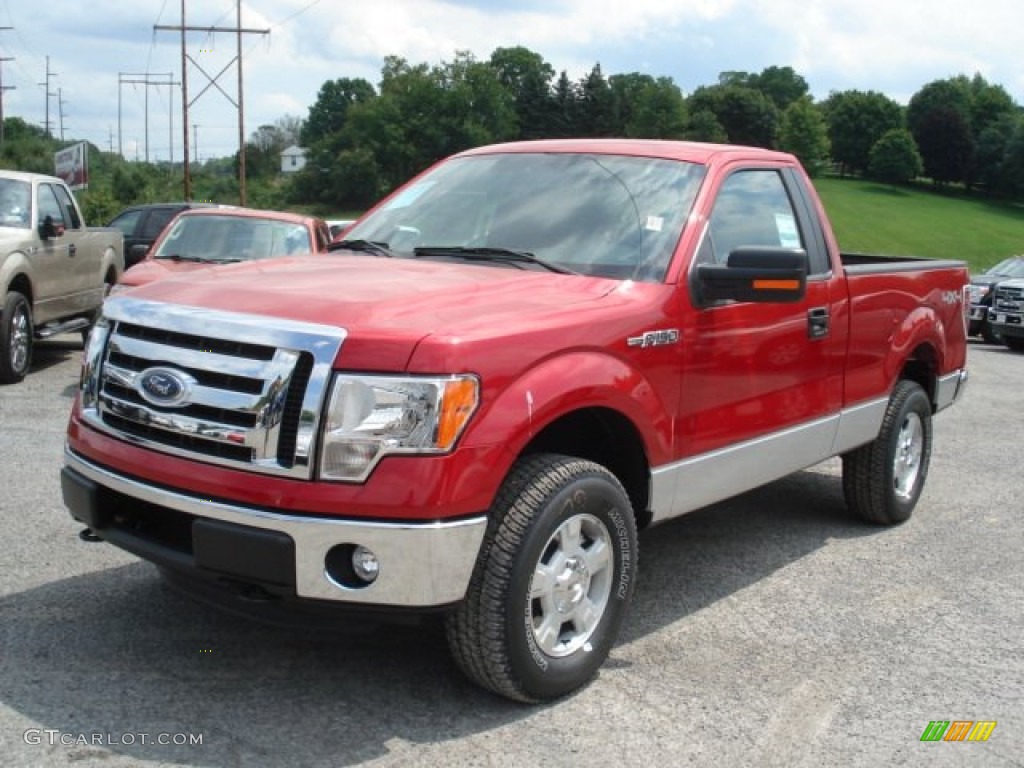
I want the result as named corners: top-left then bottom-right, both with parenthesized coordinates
top-left (1, 335), bottom-right (1020, 768)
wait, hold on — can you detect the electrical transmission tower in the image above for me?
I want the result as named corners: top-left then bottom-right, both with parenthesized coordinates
top-left (155, 0), bottom-right (268, 202)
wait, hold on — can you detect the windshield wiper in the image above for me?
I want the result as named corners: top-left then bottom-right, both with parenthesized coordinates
top-left (156, 254), bottom-right (213, 263)
top-left (331, 239), bottom-right (395, 257)
top-left (412, 246), bottom-right (578, 275)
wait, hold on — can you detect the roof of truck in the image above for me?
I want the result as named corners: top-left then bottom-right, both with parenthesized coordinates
top-left (457, 138), bottom-right (795, 165)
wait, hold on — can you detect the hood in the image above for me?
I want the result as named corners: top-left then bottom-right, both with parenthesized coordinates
top-left (126, 254), bottom-right (620, 341)
top-left (120, 258), bottom-right (217, 287)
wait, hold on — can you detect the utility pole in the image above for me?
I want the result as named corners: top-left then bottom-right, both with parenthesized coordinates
top-left (192, 123), bottom-right (199, 163)
top-left (0, 27), bottom-right (13, 147)
top-left (118, 72), bottom-right (177, 162)
top-left (155, 0), bottom-right (268, 203)
top-left (40, 55), bottom-right (57, 138)
top-left (58, 86), bottom-right (68, 141)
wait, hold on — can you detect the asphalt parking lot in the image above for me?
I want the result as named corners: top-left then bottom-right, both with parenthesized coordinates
top-left (1, 335), bottom-right (1021, 768)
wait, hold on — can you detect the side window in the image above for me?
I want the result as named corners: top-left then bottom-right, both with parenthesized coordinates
top-left (704, 170), bottom-right (804, 265)
top-left (53, 184), bottom-right (83, 229)
top-left (37, 184), bottom-right (66, 228)
top-left (109, 209), bottom-right (144, 237)
top-left (142, 209), bottom-right (177, 239)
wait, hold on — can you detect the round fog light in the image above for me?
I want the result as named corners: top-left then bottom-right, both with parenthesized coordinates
top-left (351, 545), bottom-right (380, 583)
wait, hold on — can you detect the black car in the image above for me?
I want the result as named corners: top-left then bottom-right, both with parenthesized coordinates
top-left (107, 202), bottom-right (220, 267)
top-left (968, 255), bottom-right (1024, 342)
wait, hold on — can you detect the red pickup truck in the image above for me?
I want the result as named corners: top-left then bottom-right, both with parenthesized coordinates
top-left (62, 139), bottom-right (969, 703)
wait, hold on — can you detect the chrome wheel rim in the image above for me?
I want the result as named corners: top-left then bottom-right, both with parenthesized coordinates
top-left (529, 512), bottom-right (613, 657)
top-left (893, 412), bottom-right (924, 500)
top-left (9, 303), bottom-right (29, 373)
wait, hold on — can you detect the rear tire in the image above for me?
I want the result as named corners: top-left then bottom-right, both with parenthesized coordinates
top-left (1, 291), bottom-right (33, 384)
top-left (842, 380), bottom-right (932, 524)
top-left (445, 453), bottom-right (638, 702)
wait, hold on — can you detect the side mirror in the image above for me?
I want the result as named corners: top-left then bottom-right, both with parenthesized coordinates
top-left (38, 215), bottom-right (65, 240)
top-left (695, 247), bottom-right (808, 305)
top-left (128, 243), bottom-right (150, 266)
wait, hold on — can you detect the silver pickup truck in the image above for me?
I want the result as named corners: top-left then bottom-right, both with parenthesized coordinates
top-left (1, 170), bottom-right (123, 383)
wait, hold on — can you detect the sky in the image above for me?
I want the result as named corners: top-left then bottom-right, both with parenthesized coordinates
top-left (0, 0), bottom-right (1020, 164)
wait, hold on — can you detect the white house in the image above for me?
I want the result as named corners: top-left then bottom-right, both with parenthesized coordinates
top-left (280, 145), bottom-right (308, 174)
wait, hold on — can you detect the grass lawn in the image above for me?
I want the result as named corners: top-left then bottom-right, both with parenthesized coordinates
top-left (813, 177), bottom-right (1024, 272)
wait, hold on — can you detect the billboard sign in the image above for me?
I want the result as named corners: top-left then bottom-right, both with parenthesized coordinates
top-left (54, 142), bottom-right (89, 190)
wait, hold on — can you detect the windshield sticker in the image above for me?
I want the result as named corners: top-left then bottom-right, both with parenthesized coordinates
top-left (645, 215), bottom-right (664, 232)
top-left (384, 181), bottom-right (436, 210)
top-left (774, 213), bottom-right (801, 248)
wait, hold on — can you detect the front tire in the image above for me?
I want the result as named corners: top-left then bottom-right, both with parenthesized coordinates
top-left (1004, 336), bottom-right (1024, 352)
top-left (446, 454), bottom-right (638, 703)
top-left (1, 291), bottom-right (33, 384)
top-left (842, 380), bottom-right (932, 524)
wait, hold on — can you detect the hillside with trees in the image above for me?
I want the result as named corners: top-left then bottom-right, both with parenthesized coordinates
top-left (1, 46), bottom-right (1022, 220)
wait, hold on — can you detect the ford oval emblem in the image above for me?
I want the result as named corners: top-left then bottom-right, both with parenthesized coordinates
top-left (136, 367), bottom-right (194, 408)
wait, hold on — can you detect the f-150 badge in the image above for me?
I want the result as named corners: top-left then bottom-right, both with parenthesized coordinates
top-left (627, 329), bottom-right (680, 348)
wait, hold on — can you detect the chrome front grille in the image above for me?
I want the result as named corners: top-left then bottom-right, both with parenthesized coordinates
top-left (993, 285), bottom-right (1024, 312)
top-left (80, 296), bottom-right (345, 479)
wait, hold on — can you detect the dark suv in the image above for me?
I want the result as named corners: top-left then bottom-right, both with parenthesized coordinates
top-left (968, 255), bottom-right (1024, 342)
top-left (107, 202), bottom-right (219, 267)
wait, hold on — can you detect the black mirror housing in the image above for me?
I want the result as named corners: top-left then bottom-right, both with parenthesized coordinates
top-left (695, 247), bottom-right (809, 304)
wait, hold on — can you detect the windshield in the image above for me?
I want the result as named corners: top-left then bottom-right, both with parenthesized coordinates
top-left (0, 179), bottom-right (31, 229)
top-left (345, 152), bottom-right (706, 282)
top-left (153, 214), bottom-right (311, 262)
top-left (987, 257), bottom-right (1024, 278)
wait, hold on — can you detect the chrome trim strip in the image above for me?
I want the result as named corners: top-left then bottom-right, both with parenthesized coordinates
top-left (66, 449), bottom-right (486, 607)
top-left (108, 334), bottom-right (274, 379)
top-left (934, 369), bottom-right (967, 412)
top-left (650, 414), bottom-right (840, 524)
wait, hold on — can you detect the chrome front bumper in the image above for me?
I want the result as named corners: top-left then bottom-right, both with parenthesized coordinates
top-left (63, 448), bottom-right (487, 608)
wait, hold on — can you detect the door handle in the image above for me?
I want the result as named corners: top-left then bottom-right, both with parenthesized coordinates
top-left (808, 307), bottom-right (829, 339)
top-left (68, 243), bottom-right (77, 257)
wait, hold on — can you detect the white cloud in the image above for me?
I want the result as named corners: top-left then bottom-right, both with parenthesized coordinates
top-left (0, 0), bottom-right (1018, 162)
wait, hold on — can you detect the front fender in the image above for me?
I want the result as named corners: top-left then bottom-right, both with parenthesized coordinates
top-left (462, 350), bottom-right (674, 469)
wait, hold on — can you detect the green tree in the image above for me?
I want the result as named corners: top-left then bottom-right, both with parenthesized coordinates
top-left (821, 90), bottom-right (904, 176)
top-left (626, 77), bottom-right (688, 138)
top-left (688, 84), bottom-right (779, 147)
top-left (907, 78), bottom-right (974, 186)
top-left (718, 66), bottom-right (809, 111)
top-left (686, 109), bottom-right (728, 143)
top-left (577, 64), bottom-right (617, 136)
top-left (779, 96), bottom-right (830, 176)
top-left (750, 66), bottom-right (810, 111)
top-left (551, 70), bottom-right (577, 136)
top-left (867, 129), bottom-right (923, 183)
top-left (974, 113), bottom-right (1020, 196)
top-left (488, 46), bottom-right (556, 139)
top-left (301, 77), bottom-right (376, 147)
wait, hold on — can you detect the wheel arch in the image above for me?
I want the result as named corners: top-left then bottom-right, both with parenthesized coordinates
top-left (898, 342), bottom-right (940, 412)
top-left (8, 272), bottom-right (33, 302)
top-left (518, 406), bottom-right (653, 529)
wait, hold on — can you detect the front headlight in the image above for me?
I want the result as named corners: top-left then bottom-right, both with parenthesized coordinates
top-left (968, 284), bottom-right (989, 303)
top-left (319, 374), bottom-right (479, 481)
